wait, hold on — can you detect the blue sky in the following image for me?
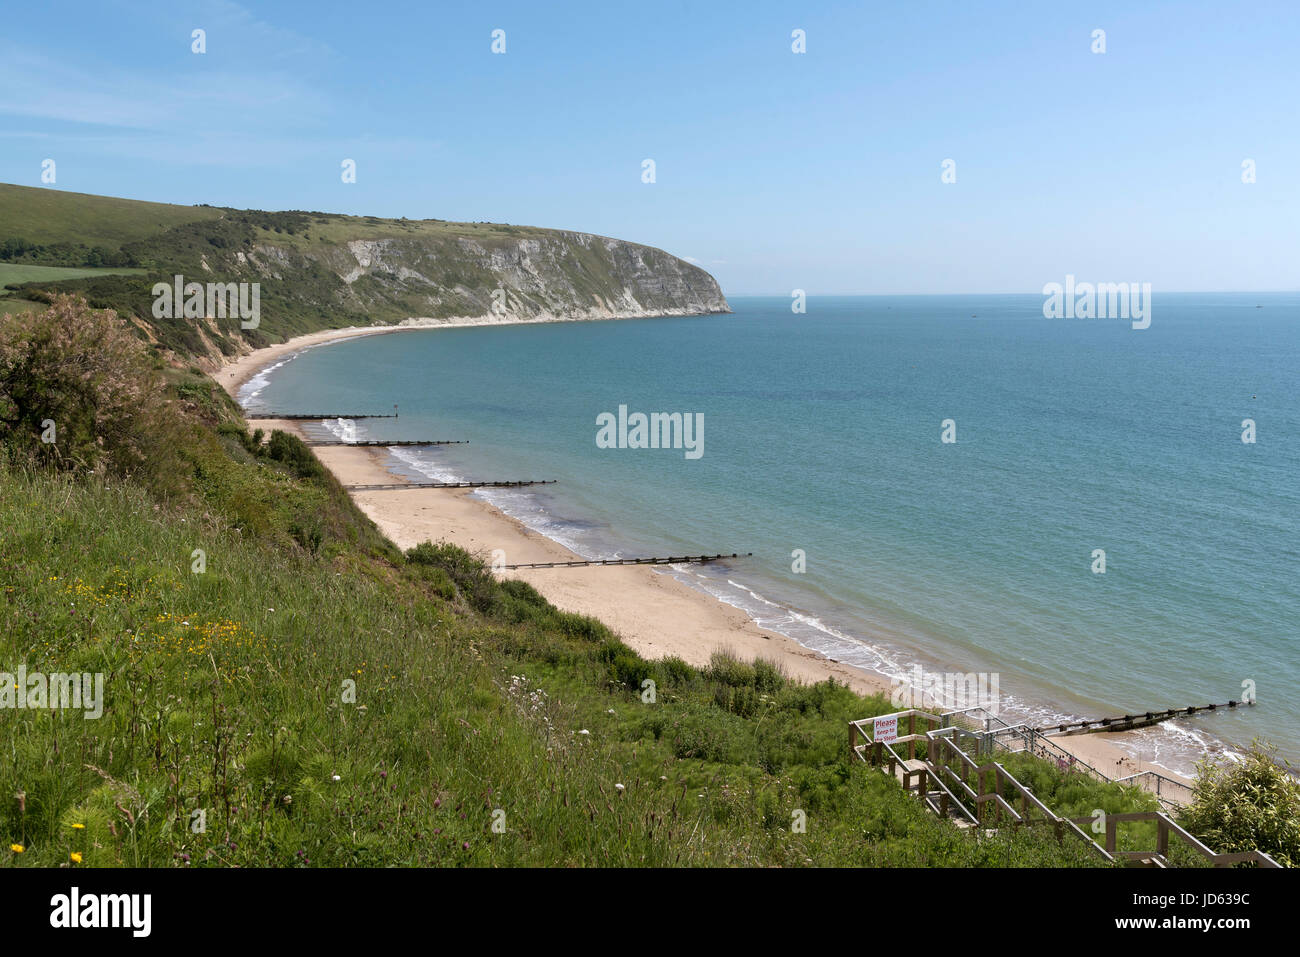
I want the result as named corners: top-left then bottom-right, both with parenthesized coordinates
top-left (1, 0), bottom-right (1296, 294)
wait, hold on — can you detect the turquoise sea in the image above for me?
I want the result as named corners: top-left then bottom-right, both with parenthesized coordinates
top-left (241, 294), bottom-right (1300, 775)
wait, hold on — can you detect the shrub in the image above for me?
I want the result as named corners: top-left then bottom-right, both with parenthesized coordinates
top-left (659, 655), bottom-right (698, 690)
top-left (752, 658), bottom-right (787, 694)
top-left (263, 429), bottom-right (325, 481)
top-left (596, 639), bottom-right (653, 691)
top-left (708, 649), bottom-right (756, 688)
top-left (1179, 741), bottom-right (1300, 866)
top-left (405, 541), bottom-right (498, 613)
top-left (499, 579), bottom-right (547, 608)
top-left (660, 706), bottom-right (756, 764)
top-left (556, 611), bottom-right (611, 643)
top-left (0, 294), bottom-right (178, 487)
top-left (289, 518), bottom-right (324, 554)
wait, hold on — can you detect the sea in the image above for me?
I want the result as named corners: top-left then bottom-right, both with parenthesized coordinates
top-left (239, 293), bottom-right (1300, 777)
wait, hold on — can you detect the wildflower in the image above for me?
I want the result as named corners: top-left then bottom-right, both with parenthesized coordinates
top-left (332, 775), bottom-right (341, 781)
top-left (9, 844), bottom-right (23, 853)
top-left (70, 823), bottom-right (85, 830)
top-left (578, 729), bottom-right (590, 735)
top-left (614, 783), bottom-right (625, 792)
top-left (70, 852), bottom-right (82, 864)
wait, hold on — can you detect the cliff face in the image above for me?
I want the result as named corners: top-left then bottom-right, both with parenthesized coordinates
top-left (165, 218), bottom-right (731, 362)
top-left (295, 229), bottom-right (730, 324)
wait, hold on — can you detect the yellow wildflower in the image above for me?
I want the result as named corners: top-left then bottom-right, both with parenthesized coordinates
top-left (69, 852), bottom-right (82, 864)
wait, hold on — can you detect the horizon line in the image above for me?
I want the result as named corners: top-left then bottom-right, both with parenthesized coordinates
top-left (723, 289), bottom-right (1299, 298)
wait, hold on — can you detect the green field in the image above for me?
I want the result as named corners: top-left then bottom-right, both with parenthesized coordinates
top-left (0, 183), bottom-right (223, 249)
top-left (0, 182), bottom-right (557, 255)
top-left (0, 262), bottom-right (145, 294)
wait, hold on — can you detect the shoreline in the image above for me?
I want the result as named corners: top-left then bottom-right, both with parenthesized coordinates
top-left (215, 324), bottom-right (1195, 795)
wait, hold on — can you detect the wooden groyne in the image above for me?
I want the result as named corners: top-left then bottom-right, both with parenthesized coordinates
top-left (1038, 700), bottom-right (1252, 736)
top-left (306, 440), bottom-right (469, 447)
top-left (501, 552), bottom-right (751, 570)
top-left (346, 480), bottom-right (557, 490)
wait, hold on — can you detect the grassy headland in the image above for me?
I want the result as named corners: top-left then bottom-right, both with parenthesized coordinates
top-left (0, 184), bottom-right (730, 361)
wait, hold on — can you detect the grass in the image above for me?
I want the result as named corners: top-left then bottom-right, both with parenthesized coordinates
top-left (0, 408), bottom-right (1144, 867)
top-left (0, 298), bottom-right (44, 315)
top-left (0, 275), bottom-right (1170, 872)
top-left (0, 184), bottom-right (223, 249)
top-left (988, 751), bottom-right (1212, 864)
top-left (0, 263), bottom-right (146, 294)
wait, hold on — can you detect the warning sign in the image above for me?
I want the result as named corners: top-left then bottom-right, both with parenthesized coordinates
top-left (874, 715), bottom-right (898, 743)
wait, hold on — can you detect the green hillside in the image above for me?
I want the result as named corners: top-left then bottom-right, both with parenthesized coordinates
top-left (0, 184), bottom-right (224, 249)
top-left (0, 294), bottom-right (1167, 868)
top-left (0, 185), bottom-right (730, 361)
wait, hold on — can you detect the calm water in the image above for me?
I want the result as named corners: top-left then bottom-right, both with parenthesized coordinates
top-left (242, 294), bottom-right (1300, 775)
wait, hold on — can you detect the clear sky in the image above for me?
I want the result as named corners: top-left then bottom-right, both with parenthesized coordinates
top-left (1, 0), bottom-right (1296, 294)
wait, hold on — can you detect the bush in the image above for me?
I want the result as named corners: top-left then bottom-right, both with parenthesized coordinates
top-left (263, 430), bottom-right (325, 481)
top-left (1179, 741), bottom-right (1300, 866)
top-left (596, 639), bottom-right (654, 691)
top-left (659, 656), bottom-right (698, 690)
top-left (556, 611), bottom-right (611, 643)
top-left (0, 294), bottom-right (179, 489)
top-left (707, 650), bottom-right (756, 688)
top-left (752, 658), bottom-right (787, 694)
top-left (406, 541), bottom-right (498, 613)
top-left (653, 705), bottom-right (756, 764)
top-left (499, 579), bottom-right (547, 608)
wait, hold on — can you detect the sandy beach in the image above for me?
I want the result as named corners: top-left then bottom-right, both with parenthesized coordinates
top-left (216, 325), bottom-right (1193, 793)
